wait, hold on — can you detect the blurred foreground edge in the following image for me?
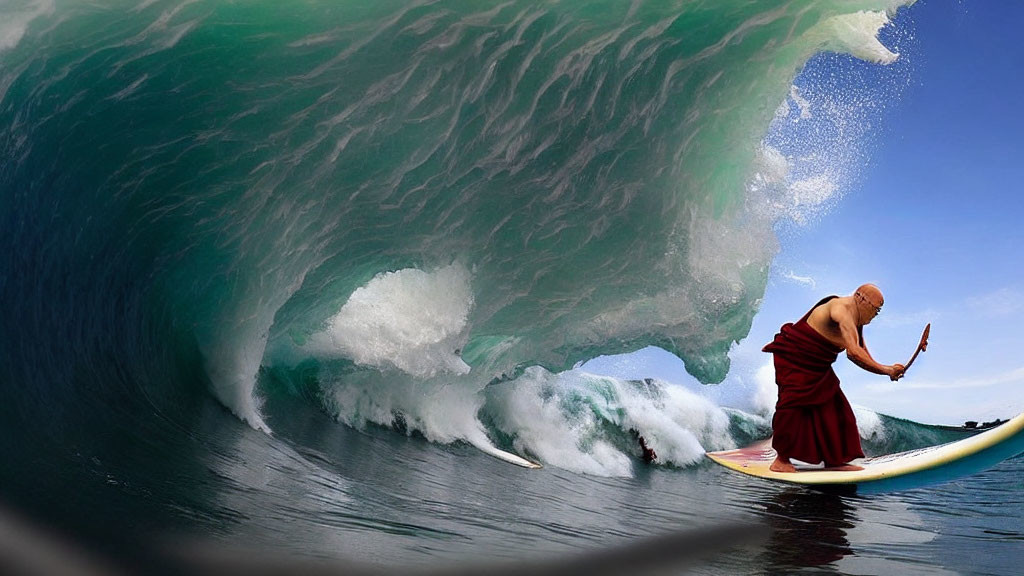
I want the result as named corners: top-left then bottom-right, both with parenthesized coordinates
top-left (0, 501), bottom-right (767, 576)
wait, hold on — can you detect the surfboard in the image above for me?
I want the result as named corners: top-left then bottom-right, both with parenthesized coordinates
top-left (706, 410), bottom-right (1024, 493)
top-left (479, 443), bottom-right (543, 469)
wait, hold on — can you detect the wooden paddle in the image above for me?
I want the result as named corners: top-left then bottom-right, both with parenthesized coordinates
top-left (902, 323), bottom-right (931, 373)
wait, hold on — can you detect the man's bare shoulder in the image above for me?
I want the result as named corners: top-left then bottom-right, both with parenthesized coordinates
top-left (809, 296), bottom-right (849, 323)
top-left (806, 296), bottom-right (853, 348)
top-left (827, 296), bottom-right (857, 323)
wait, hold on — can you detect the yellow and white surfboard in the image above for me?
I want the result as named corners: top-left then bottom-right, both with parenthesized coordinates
top-left (706, 411), bottom-right (1024, 493)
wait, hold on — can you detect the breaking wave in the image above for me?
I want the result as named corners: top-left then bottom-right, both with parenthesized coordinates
top-left (1, 0), bottom-right (919, 474)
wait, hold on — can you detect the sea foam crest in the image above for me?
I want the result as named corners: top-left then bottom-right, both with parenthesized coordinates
top-left (750, 111), bottom-right (843, 226)
top-left (749, 8), bottom-right (904, 229)
top-left (483, 369), bottom-right (736, 476)
top-left (307, 264), bottom-right (473, 378)
top-left (853, 404), bottom-right (887, 442)
top-left (323, 372), bottom-right (488, 444)
top-left (823, 10), bottom-right (900, 65)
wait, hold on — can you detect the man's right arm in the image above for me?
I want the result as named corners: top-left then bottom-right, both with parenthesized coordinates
top-left (832, 303), bottom-right (901, 379)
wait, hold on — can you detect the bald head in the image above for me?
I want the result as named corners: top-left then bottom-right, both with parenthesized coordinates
top-left (853, 284), bottom-right (884, 324)
top-left (856, 284), bottom-right (883, 304)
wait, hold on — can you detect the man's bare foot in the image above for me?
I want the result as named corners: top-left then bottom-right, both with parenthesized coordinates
top-left (770, 456), bottom-right (796, 473)
top-left (823, 463), bottom-right (864, 471)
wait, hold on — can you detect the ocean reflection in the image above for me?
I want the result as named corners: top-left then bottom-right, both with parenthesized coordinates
top-left (759, 488), bottom-right (857, 570)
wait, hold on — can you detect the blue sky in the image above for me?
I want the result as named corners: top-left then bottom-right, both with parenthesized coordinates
top-left (585, 1), bottom-right (1024, 426)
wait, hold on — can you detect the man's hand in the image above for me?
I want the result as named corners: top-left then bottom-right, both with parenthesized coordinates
top-left (889, 363), bottom-right (906, 381)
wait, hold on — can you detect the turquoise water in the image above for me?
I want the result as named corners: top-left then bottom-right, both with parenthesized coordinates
top-left (2, 1), bottom-right (1022, 574)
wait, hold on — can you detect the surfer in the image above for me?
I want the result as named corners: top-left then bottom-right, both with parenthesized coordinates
top-left (763, 284), bottom-right (905, 473)
top-left (630, 429), bottom-right (658, 463)
top-left (639, 435), bottom-right (657, 463)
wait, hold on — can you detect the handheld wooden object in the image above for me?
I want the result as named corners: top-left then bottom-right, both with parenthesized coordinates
top-left (903, 323), bottom-right (931, 372)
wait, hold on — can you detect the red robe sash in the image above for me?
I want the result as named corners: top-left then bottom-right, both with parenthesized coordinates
top-left (762, 296), bottom-right (864, 466)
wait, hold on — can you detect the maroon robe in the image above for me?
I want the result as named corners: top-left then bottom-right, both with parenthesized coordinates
top-left (762, 296), bottom-right (864, 466)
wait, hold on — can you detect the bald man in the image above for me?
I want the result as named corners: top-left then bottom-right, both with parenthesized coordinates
top-left (763, 284), bottom-right (905, 473)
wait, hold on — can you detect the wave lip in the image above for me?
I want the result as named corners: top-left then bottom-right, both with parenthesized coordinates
top-left (822, 9), bottom-right (902, 64)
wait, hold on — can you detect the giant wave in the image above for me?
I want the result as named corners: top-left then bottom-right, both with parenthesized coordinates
top-left (1, 0), bottom-right (918, 475)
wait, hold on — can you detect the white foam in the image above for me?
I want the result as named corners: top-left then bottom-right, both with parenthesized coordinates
top-left (853, 404), bottom-right (887, 442)
top-left (484, 368), bottom-right (735, 477)
top-left (750, 7), bottom-right (909, 230)
top-left (753, 360), bottom-right (779, 417)
top-left (307, 264), bottom-right (473, 378)
top-left (789, 85), bottom-right (812, 120)
top-left (204, 331), bottom-right (272, 434)
top-left (324, 372), bottom-right (486, 443)
top-left (754, 144), bottom-right (789, 188)
top-left (484, 368), bottom-right (632, 476)
top-left (198, 315), bottom-right (288, 434)
top-left (298, 264), bottom-right (518, 462)
top-left (823, 10), bottom-right (899, 65)
top-left (320, 366), bottom-right (550, 473)
top-left (621, 381), bottom-right (735, 464)
top-left (750, 144), bottom-right (843, 227)
top-left (789, 173), bottom-right (839, 213)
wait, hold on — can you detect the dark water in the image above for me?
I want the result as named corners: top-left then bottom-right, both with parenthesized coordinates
top-left (7, 403), bottom-right (1021, 575)
top-left (2, 2), bottom-right (1022, 575)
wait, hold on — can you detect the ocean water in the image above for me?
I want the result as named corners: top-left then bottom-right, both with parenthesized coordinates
top-left (2, 1), bottom-right (1022, 574)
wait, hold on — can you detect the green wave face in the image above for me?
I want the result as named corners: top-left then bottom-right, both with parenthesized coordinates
top-left (0, 0), bottom-right (911, 430)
